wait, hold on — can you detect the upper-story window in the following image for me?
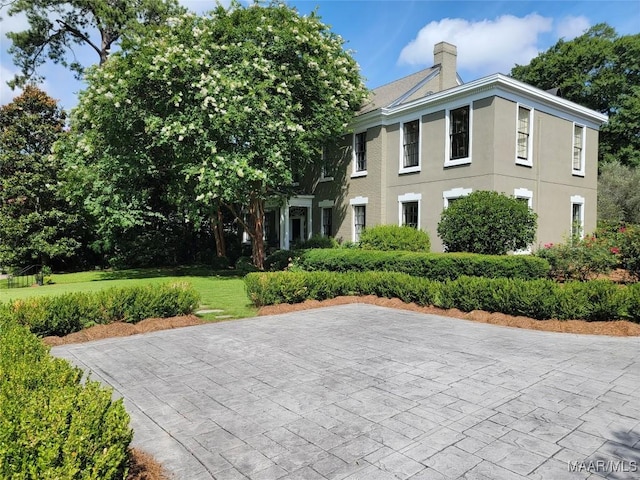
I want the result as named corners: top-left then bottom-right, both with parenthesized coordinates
top-left (516, 106), bottom-right (533, 166)
top-left (353, 131), bottom-right (367, 175)
top-left (446, 105), bottom-right (471, 166)
top-left (572, 124), bottom-right (585, 176)
top-left (319, 147), bottom-right (334, 182)
top-left (402, 120), bottom-right (420, 171)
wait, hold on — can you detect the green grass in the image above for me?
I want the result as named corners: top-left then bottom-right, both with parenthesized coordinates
top-left (0, 266), bottom-right (257, 321)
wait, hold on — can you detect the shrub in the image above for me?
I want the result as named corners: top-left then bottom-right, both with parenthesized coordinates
top-left (618, 225), bottom-right (640, 281)
top-left (293, 234), bottom-right (339, 250)
top-left (295, 249), bottom-right (550, 280)
top-left (234, 256), bottom-right (259, 274)
top-left (626, 283), bottom-right (640, 322)
top-left (536, 235), bottom-right (618, 281)
top-left (358, 225), bottom-right (430, 252)
top-left (5, 282), bottom-right (200, 337)
top-left (437, 190), bottom-right (537, 255)
top-left (0, 318), bottom-right (132, 479)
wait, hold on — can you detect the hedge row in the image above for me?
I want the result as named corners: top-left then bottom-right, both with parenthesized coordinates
top-left (293, 249), bottom-right (550, 280)
top-left (1, 282), bottom-right (200, 337)
top-left (0, 318), bottom-right (132, 479)
top-left (245, 271), bottom-right (640, 322)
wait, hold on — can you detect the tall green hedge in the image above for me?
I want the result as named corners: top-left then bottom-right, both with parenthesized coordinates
top-left (0, 318), bottom-right (132, 479)
top-left (294, 249), bottom-right (550, 280)
top-left (2, 282), bottom-right (200, 337)
top-left (246, 271), bottom-right (638, 322)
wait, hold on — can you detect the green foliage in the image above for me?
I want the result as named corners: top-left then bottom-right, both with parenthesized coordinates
top-left (293, 234), bottom-right (339, 250)
top-left (626, 283), bottom-right (640, 322)
top-left (0, 86), bottom-right (87, 270)
top-left (4, 0), bottom-right (184, 86)
top-left (511, 24), bottom-right (640, 167)
top-left (618, 225), bottom-right (640, 281)
top-left (295, 249), bottom-right (550, 280)
top-left (4, 282), bottom-right (200, 337)
top-left (245, 271), bottom-right (633, 321)
top-left (536, 235), bottom-right (619, 281)
top-left (264, 250), bottom-right (299, 271)
top-left (0, 318), bottom-right (132, 479)
top-left (358, 225), bottom-right (431, 252)
top-left (437, 191), bottom-right (537, 255)
top-left (64, 2), bottom-right (368, 269)
top-left (598, 161), bottom-right (640, 225)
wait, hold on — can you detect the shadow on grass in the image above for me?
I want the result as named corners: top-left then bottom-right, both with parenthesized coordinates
top-left (96, 265), bottom-right (245, 281)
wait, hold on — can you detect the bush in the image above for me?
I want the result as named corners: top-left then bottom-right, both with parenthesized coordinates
top-left (245, 271), bottom-right (634, 321)
top-left (536, 235), bottom-right (619, 281)
top-left (437, 190), bottom-right (537, 255)
top-left (0, 318), bottom-right (132, 479)
top-left (5, 282), bottom-right (200, 337)
top-left (358, 225), bottom-right (430, 252)
top-left (618, 225), bottom-right (640, 281)
top-left (293, 234), bottom-right (339, 250)
top-left (295, 249), bottom-right (550, 280)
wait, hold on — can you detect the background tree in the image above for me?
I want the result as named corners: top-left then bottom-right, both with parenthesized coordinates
top-left (437, 191), bottom-right (537, 255)
top-left (64, 2), bottom-right (368, 269)
top-left (511, 24), bottom-right (640, 167)
top-left (3, 0), bottom-right (184, 87)
top-left (597, 160), bottom-right (640, 226)
top-left (0, 85), bottom-right (86, 270)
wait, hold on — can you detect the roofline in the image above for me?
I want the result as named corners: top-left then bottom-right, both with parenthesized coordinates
top-left (356, 73), bottom-right (608, 128)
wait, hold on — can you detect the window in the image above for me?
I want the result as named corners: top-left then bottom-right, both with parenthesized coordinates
top-left (570, 195), bottom-right (585, 240)
top-left (354, 132), bottom-right (367, 174)
top-left (449, 106), bottom-right (470, 161)
top-left (514, 188), bottom-right (533, 253)
top-left (572, 124), bottom-right (585, 175)
top-left (398, 193), bottom-right (422, 229)
top-left (319, 147), bottom-right (334, 182)
top-left (322, 207), bottom-right (332, 237)
top-left (354, 206), bottom-right (366, 241)
top-left (516, 106), bottom-right (533, 165)
top-left (402, 120), bottom-right (420, 170)
top-left (443, 187), bottom-right (472, 208)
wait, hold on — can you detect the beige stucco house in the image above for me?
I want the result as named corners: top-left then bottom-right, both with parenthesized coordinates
top-left (263, 42), bottom-right (608, 252)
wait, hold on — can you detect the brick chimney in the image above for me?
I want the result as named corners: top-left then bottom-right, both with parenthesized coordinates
top-left (433, 42), bottom-right (458, 91)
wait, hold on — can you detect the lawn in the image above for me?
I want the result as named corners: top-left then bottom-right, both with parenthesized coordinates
top-left (0, 266), bottom-right (257, 321)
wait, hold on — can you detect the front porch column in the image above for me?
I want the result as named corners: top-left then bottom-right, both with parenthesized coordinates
top-left (280, 205), bottom-right (290, 250)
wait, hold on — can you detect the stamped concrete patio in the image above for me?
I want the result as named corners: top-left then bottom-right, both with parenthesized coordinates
top-left (52, 304), bottom-right (640, 480)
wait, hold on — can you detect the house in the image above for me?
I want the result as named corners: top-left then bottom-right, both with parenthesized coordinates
top-left (263, 42), bottom-right (608, 252)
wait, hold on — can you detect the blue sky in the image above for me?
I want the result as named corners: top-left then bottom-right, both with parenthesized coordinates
top-left (1, 0), bottom-right (638, 111)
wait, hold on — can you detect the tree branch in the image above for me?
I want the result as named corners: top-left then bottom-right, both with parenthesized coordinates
top-left (55, 19), bottom-right (102, 59)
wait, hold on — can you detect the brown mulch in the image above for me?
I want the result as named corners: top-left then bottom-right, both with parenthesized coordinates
top-left (41, 294), bottom-right (639, 480)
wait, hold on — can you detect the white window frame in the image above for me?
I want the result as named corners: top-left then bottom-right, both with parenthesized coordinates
top-left (445, 104), bottom-right (472, 167)
top-left (318, 200), bottom-right (334, 237)
top-left (397, 192), bottom-right (422, 229)
top-left (350, 196), bottom-right (368, 242)
top-left (572, 123), bottom-right (585, 177)
top-left (443, 187), bottom-right (472, 208)
top-left (570, 195), bottom-right (585, 239)
top-left (515, 104), bottom-right (534, 167)
top-left (352, 131), bottom-right (367, 178)
top-left (513, 188), bottom-right (534, 253)
top-left (399, 119), bottom-right (421, 174)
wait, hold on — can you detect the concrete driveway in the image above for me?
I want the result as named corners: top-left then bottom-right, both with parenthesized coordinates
top-left (52, 304), bottom-right (640, 480)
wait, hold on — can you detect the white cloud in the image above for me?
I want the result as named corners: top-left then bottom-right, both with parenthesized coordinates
top-left (0, 64), bottom-right (22, 106)
top-left (179, 0), bottom-right (233, 14)
top-left (398, 14), bottom-right (553, 75)
top-left (556, 15), bottom-right (590, 40)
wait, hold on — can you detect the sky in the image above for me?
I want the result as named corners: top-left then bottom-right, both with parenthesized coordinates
top-left (0, 0), bottom-right (639, 111)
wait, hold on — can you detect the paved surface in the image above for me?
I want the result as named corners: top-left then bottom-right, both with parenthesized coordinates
top-left (52, 305), bottom-right (640, 480)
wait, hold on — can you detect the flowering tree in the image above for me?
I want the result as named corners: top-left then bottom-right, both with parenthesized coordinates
top-left (63, 2), bottom-right (367, 268)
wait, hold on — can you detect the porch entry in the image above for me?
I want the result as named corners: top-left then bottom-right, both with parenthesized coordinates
top-left (264, 195), bottom-right (314, 250)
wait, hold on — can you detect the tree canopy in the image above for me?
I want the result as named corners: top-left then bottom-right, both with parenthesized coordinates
top-left (62, 2), bottom-right (368, 268)
top-left (511, 24), bottom-right (640, 167)
top-left (0, 86), bottom-right (85, 270)
top-left (3, 0), bottom-right (184, 87)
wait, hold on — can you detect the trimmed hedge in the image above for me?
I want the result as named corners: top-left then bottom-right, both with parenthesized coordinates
top-left (245, 271), bottom-right (637, 322)
top-left (359, 225), bottom-right (431, 252)
top-left (294, 249), bottom-right (550, 280)
top-left (2, 282), bottom-right (200, 337)
top-left (0, 318), bottom-right (132, 479)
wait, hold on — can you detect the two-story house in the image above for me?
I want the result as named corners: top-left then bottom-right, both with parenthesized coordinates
top-left (264, 42), bottom-right (608, 252)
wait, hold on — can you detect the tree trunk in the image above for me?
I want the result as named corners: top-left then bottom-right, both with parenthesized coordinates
top-left (248, 195), bottom-right (266, 270)
top-left (212, 206), bottom-right (226, 257)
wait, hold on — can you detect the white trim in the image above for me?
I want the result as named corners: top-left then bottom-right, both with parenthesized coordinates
top-left (351, 203), bottom-right (367, 242)
top-left (571, 123), bottom-right (586, 177)
top-left (352, 131), bottom-right (367, 177)
top-left (513, 188), bottom-right (533, 209)
top-left (515, 104), bottom-right (534, 167)
top-left (443, 187), bottom-right (472, 208)
top-left (320, 203), bottom-right (334, 237)
top-left (318, 199), bottom-right (335, 208)
top-left (444, 103), bottom-right (472, 167)
top-left (399, 118), bottom-right (422, 174)
top-left (570, 194), bottom-right (585, 239)
top-left (397, 193), bottom-right (422, 229)
top-left (349, 196), bottom-right (369, 205)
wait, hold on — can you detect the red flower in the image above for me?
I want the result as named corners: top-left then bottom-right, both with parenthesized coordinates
top-left (544, 243), bottom-right (553, 249)
top-left (619, 227), bottom-right (627, 233)
top-left (610, 247), bottom-right (620, 254)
